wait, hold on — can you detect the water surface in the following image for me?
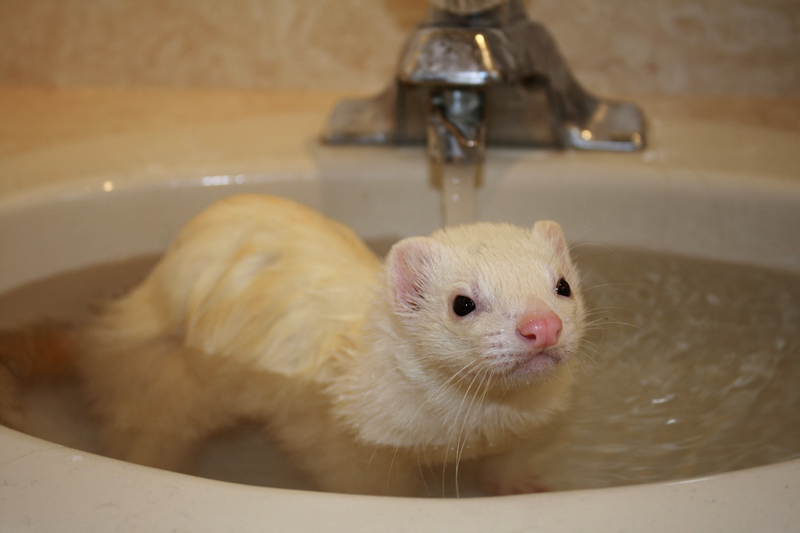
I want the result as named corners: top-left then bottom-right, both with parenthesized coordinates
top-left (1, 244), bottom-right (799, 494)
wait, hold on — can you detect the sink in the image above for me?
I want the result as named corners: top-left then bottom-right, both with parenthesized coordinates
top-left (1, 98), bottom-right (799, 532)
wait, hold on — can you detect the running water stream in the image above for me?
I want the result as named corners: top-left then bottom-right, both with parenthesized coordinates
top-left (439, 162), bottom-right (479, 227)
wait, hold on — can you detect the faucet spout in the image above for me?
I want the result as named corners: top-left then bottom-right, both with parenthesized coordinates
top-left (428, 89), bottom-right (485, 165)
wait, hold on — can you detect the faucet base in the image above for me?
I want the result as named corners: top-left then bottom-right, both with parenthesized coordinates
top-left (322, 83), bottom-right (644, 152)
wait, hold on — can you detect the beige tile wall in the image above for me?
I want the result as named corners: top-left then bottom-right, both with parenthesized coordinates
top-left (0, 0), bottom-right (798, 96)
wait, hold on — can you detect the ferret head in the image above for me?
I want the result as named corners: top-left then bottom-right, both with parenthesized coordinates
top-left (384, 221), bottom-right (585, 390)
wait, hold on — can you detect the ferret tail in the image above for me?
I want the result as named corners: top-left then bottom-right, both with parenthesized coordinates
top-left (0, 321), bottom-right (76, 382)
top-left (0, 321), bottom-right (76, 430)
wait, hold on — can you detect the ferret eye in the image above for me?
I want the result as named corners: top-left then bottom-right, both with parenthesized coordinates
top-left (556, 277), bottom-right (572, 297)
top-left (452, 295), bottom-right (476, 317)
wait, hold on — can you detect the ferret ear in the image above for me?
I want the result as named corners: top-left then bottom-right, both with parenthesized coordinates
top-left (385, 237), bottom-right (445, 312)
top-left (532, 220), bottom-right (569, 259)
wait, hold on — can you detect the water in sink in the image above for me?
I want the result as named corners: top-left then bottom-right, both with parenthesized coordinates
top-left (1, 243), bottom-right (799, 494)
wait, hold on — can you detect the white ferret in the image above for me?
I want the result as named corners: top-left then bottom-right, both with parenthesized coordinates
top-left (74, 194), bottom-right (585, 496)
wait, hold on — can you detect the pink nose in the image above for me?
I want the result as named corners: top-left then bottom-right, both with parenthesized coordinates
top-left (517, 312), bottom-right (563, 349)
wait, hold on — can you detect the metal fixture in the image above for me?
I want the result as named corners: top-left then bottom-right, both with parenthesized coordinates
top-left (321, 0), bottom-right (645, 153)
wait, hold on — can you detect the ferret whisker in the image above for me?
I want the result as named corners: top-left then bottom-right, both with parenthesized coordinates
top-left (589, 318), bottom-right (639, 331)
top-left (580, 315), bottom-right (616, 326)
top-left (358, 364), bottom-right (405, 402)
top-left (569, 240), bottom-right (619, 257)
top-left (444, 358), bottom-right (499, 496)
top-left (581, 308), bottom-right (631, 323)
top-left (403, 355), bottom-right (483, 425)
top-left (581, 304), bottom-right (621, 315)
top-left (455, 372), bottom-right (494, 497)
top-left (580, 309), bottom-right (637, 329)
top-left (442, 362), bottom-right (483, 464)
top-left (416, 442), bottom-right (441, 497)
top-left (452, 367), bottom-right (492, 495)
top-left (581, 281), bottom-right (635, 292)
top-left (567, 240), bottom-right (602, 252)
top-left (580, 317), bottom-right (613, 330)
top-left (548, 245), bottom-right (570, 273)
top-left (579, 338), bottom-right (603, 355)
top-left (561, 359), bottom-right (576, 381)
top-left (387, 355), bottom-right (487, 494)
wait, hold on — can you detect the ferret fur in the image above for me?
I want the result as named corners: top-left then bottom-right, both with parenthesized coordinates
top-left (0, 322), bottom-right (75, 429)
top-left (73, 194), bottom-right (585, 496)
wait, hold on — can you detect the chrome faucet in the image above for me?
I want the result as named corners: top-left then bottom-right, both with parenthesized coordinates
top-left (321, 0), bottom-right (645, 154)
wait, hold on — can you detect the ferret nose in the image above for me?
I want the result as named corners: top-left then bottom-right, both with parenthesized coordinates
top-left (517, 311), bottom-right (563, 349)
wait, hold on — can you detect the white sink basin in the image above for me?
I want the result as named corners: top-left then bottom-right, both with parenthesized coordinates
top-left (1, 105), bottom-right (799, 532)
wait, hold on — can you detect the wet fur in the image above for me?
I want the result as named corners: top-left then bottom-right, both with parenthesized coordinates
top-left (0, 322), bottom-right (75, 429)
top-left (9, 194), bottom-right (587, 496)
